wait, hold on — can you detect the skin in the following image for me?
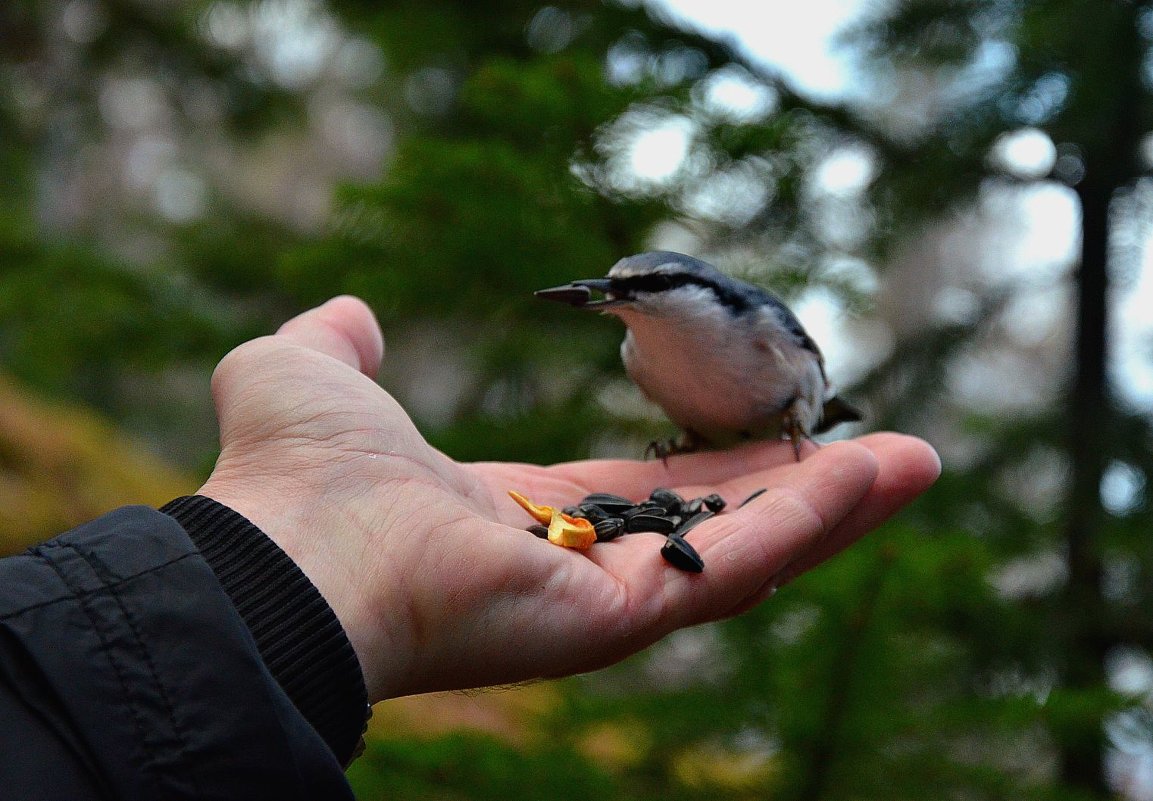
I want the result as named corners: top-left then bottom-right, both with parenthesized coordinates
top-left (199, 296), bottom-right (942, 702)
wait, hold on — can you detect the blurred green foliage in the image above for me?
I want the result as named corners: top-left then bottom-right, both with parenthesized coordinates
top-left (348, 732), bottom-right (617, 801)
top-left (3, 1), bottom-right (1153, 799)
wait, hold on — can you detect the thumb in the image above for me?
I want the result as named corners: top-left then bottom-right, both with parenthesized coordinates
top-left (274, 295), bottom-right (385, 379)
top-left (208, 296), bottom-right (386, 444)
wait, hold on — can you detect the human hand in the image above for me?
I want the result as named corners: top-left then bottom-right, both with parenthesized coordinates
top-left (199, 296), bottom-right (940, 702)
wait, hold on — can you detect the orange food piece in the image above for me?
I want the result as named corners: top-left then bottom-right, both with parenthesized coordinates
top-left (509, 490), bottom-right (597, 550)
top-left (508, 490), bottom-right (554, 525)
top-left (547, 512), bottom-right (597, 549)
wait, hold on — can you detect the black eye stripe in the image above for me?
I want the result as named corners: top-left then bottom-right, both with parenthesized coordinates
top-left (611, 272), bottom-right (757, 314)
top-left (611, 273), bottom-right (678, 294)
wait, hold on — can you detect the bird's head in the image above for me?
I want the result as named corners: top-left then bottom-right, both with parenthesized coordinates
top-left (535, 251), bottom-right (773, 327)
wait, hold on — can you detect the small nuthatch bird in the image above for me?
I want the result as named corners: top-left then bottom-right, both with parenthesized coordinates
top-left (536, 251), bottom-right (860, 459)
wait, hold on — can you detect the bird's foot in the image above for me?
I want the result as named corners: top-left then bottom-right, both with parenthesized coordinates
top-left (644, 431), bottom-right (703, 463)
top-left (643, 439), bottom-right (679, 464)
top-left (781, 402), bottom-right (810, 462)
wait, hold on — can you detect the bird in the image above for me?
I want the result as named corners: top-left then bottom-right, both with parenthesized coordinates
top-left (535, 251), bottom-right (860, 460)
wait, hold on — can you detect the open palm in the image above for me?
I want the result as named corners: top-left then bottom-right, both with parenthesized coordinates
top-left (200, 297), bottom-right (940, 701)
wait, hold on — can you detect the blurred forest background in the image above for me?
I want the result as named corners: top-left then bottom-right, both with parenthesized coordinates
top-left (3, 0), bottom-right (1153, 798)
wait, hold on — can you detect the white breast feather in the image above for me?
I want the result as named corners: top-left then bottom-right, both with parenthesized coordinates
top-left (614, 299), bottom-right (826, 444)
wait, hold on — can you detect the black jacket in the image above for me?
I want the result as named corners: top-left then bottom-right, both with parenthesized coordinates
top-left (0, 497), bottom-right (368, 799)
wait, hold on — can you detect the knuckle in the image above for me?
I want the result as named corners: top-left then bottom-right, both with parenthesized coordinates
top-left (762, 486), bottom-right (830, 540)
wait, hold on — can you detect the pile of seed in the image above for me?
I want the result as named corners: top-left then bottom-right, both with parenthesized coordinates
top-left (525, 487), bottom-right (767, 573)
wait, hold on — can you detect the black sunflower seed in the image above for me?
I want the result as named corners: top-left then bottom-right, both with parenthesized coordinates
top-left (533, 284), bottom-right (593, 306)
top-left (739, 488), bottom-right (768, 508)
top-left (625, 513), bottom-right (677, 534)
top-left (661, 533), bottom-right (704, 573)
top-left (580, 493), bottom-right (636, 515)
top-left (574, 503), bottom-right (612, 523)
top-left (594, 518), bottom-right (625, 542)
top-left (701, 493), bottom-right (727, 513)
top-left (674, 510), bottom-right (714, 537)
top-left (648, 487), bottom-right (684, 512)
top-left (622, 502), bottom-right (664, 520)
top-left (527, 524), bottom-right (549, 539)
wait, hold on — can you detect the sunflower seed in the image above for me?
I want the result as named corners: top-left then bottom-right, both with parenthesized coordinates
top-left (594, 518), bottom-right (625, 542)
top-left (661, 533), bottom-right (704, 573)
top-left (739, 488), bottom-right (768, 508)
top-left (580, 493), bottom-right (636, 515)
top-left (574, 503), bottom-right (613, 523)
top-left (701, 493), bottom-right (727, 513)
top-left (673, 510), bottom-right (714, 537)
top-left (533, 284), bottom-right (593, 306)
top-left (648, 487), bottom-right (684, 512)
top-left (625, 513), bottom-right (677, 534)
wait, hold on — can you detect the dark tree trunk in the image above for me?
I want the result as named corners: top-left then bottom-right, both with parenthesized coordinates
top-left (1057, 4), bottom-right (1144, 795)
top-left (1060, 171), bottom-right (1112, 797)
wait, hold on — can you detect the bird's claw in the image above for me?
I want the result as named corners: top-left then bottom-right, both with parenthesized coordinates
top-left (782, 402), bottom-right (808, 462)
top-left (644, 431), bottom-right (703, 464)
top-left (644, 439), bottom-right (675, 464)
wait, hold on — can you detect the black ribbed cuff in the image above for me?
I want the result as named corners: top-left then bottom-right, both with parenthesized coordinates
top-left (160, 495), bottom-right (369, 766)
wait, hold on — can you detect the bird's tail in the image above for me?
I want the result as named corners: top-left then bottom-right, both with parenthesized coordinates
top-left (815, 395), bottom-right (862, 434)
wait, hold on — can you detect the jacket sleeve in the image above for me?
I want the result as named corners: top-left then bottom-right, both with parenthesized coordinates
top-left (0, 504), bottom-right (363, 800)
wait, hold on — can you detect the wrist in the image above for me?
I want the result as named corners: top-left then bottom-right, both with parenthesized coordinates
top-left (162, 494), bottom-right (370, 764)
top-left (195, 474), bottom-right (406, 701)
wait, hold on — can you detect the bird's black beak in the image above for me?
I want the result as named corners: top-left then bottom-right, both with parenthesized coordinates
top-left (534, 278), bottom-right (625, 309)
